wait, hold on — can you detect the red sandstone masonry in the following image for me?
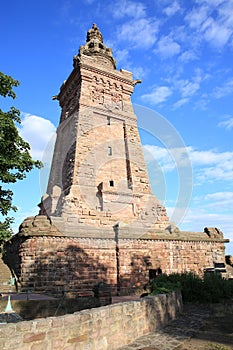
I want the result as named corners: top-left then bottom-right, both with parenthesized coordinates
top-left (0, 291), bottom-right (182, 350)
top-left (4, 234), bottom-right (226, 295)
top-left (118, 239), bottom-right (226, 291)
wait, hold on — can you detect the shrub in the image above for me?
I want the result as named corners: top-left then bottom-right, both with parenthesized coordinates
top-left (150, 272), bottom-right (233, 303)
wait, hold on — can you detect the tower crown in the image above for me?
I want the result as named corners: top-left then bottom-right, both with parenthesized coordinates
top-left (86, 23), bottom-right (103, 43)
top-left (74, 23), bottom-right (116, 69)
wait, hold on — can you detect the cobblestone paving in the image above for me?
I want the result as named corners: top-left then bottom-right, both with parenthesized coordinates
top-left (117, 304), bottom-right (210, 350)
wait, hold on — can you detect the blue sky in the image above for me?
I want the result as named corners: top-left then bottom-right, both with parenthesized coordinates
top-left (1, 0), bottom-right (233, 254)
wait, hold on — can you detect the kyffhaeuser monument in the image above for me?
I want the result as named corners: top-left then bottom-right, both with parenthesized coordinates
top-left (4, 24), bottom-right (228, 295)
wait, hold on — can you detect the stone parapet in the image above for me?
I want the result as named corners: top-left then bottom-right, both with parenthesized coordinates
top-left (17, 216), bottom-right (229, 244)
top-left (0, 291), bottom-right (182, 350)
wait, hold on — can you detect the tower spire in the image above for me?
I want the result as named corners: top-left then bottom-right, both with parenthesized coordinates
top-left (74, 23), bottom-right (116, 69)
top-left (86, 23), bottom-right (103, 43)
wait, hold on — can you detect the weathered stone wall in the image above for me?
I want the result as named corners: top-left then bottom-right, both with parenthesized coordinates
top-left (0, 291), bottom-right (183, 350)
top-left (118, 238), bottom-right (226, 293)
top-left (5, 236), bottom-right (117, 294)
top-left (4, 230), bottom-right (226, 295)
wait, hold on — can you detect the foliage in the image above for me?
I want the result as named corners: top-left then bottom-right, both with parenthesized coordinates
top-left (150, 272), bottom-right (233, 303)
top-left (150, 275), bottom-right (181, 295)
top-left (205, 344), bottom-right (232, 350)
top-left (0, 71), bottom-right (42, 246)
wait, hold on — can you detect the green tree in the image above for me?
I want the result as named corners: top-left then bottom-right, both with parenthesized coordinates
top-left (0, 72), bottom-right (42, 247)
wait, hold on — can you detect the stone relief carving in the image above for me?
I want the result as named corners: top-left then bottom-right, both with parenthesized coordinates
top-left (91, 87), bottom-right (104, 104)
top-left (91, 76), bottom-right (123, 110)
top-left (111, 92), bottom-right (122, 110)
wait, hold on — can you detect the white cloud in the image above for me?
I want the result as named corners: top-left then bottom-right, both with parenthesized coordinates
top-left (205, 191), bottom-right (233, 208)
top-left (198, 0), bottom-right (226, 6)
top-left (166, 202), bottom-right (233, 251)
top-left (213, 79), bottom-right (233, 98)
top-left (176, 208), bottom-right (222, 227)
top-left (172, 70), bottom-right (208, 100)
top-left (130, 65), bottom-right (147, 79)
top-left (143, 144), bottom-right (233, 182)
top-left (141, 86), bottom-right (172, 105)
top-left (154, 35), bottom-right (181, 58)
top-left (172, 97), bottom-right (190, 109)
top-left (114, 48), bottom-right (146, 78)
top-left (194, 97), bottom-right (209, 110)
top-left (112, 0), bottom-right (146, 19)
top-left (115, 48), bottom-right (130, 65)
top-left (218, 117), bottom-right (233, 130)
top-left (163, 1), bottom-right (181, 16)
top-left (181, 81), bottom-right (200, 97)
top-left (205, 192), bottom-right (233, 201)
top-left (186, 147), bottom-right (233, 182)
top-left (197, 166), bottom-right (233, 182)
top-left (117, 18), bottom-right (158, 49)
top-left (143, 145), bottom-right (191, 173)
top-left (218, 1), bottom-right (233, 27)
top-left (107, 28), bottom-right (148, 79)
top-left (143, 145), bottom-right (174, 172)
top-left (189, 147), bottom-right (230, 165)
top-left (174, 79), bottom-right (200, 98)
top-left (166, 186), bottom-right (233, 253)
top-left (19, 113), bottom-right (56, 160)
top-left (203, 18), bottom-right (232, 47)
top-left (179, 50), bottom-right (198, 62)
top-left (185, 5), bottom-right (209, 29)
top-left (162, 68), bottom-right (208, 107)
top-left (185, 1), bottom-right (233, 48)
top-left (178, 201), bottom-right (233, 255)
top-left (180, 207), bottom-right (233, 238)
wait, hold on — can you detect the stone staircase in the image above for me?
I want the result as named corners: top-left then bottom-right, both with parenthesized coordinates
top-left (0, 255), bottom-right (11, 293)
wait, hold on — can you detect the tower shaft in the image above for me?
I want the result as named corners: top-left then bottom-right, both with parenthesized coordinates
top-left (41, 24), bottom-right (169, 234)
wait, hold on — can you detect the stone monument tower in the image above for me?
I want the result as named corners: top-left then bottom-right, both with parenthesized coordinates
top-left (3, 24), bottom-right (228, 295)
top-left (40, 23), bottom-right (170, 236)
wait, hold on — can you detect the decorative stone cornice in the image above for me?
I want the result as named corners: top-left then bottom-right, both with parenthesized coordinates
top-left (79, 63), bottom-right (134, 88)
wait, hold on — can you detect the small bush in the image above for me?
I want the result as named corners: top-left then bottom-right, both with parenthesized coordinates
top-left (150, 272), bottom-right (233, 303)
top-left (205, 344), bottom-right (232, 350)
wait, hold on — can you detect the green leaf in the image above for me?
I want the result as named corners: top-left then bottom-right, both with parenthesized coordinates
top-left (0, 71), bottom-right (42, 246)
